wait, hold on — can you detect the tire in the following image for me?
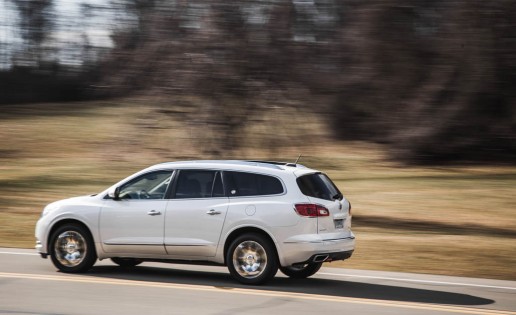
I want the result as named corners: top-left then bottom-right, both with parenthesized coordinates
top-left (49, 223), bottom-right (97, 273)
top-left (226, 233), bottom-right (278, 285)
top-left (111, 257), bottom-right (143, 268)
top-left (280, 262), bottom-right (323, 279)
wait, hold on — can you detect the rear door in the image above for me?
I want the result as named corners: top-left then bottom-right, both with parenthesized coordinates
top-left (164, 170), bottom-right (229, 257)
top-left (296, 172), bottom-right (352, 236)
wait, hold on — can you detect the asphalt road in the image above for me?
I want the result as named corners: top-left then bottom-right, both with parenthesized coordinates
top-left (1, 248), bottom-right (515, 315)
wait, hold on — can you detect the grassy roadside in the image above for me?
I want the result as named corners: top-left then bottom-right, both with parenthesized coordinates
top-left (1, 100), bottom-right (515, 280)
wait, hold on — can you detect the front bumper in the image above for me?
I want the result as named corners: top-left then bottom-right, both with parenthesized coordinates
top-left (35, 240), bottom-right (47, 258)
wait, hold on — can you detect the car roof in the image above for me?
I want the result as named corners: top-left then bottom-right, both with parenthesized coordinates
top-left (146, 160), bottom-right (317, 176)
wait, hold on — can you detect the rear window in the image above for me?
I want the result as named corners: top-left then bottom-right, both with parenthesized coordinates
top-left (224, 171), bottom-right (284, 197)
top-left (297, 173), bottom-right (341, 201)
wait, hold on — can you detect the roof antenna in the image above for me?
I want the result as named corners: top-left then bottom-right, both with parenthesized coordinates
top-left (294, 154), bottom-right (302, 165)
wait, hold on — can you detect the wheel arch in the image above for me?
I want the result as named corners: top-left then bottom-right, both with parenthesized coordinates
top-left (223, 226), bottom-right (282, 266)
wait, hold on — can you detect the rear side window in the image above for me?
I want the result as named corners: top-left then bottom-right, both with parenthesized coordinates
top-left (297, 173), bottom-right (341, 201)
top-left (224, 171), bottom-right (284, 197)
top-left (175, 170), bottom-right (224, 199)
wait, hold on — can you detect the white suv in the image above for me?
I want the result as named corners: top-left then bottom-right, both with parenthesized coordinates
top-left (35, 160), bottom-right (355, 284)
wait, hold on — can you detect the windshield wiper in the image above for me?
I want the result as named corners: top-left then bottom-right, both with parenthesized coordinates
top-left (332, 193), bottom-right (343, 201)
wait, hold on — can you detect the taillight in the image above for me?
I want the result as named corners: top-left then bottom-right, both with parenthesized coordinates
top-left (294, 204), bottom-right (330, 217)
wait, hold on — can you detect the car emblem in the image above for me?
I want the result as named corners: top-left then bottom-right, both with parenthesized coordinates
top-left (339, 203), bottom-right (342, 210)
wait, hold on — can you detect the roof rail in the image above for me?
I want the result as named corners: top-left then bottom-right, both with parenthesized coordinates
top-left (246, 160), bottom-right (306, 168)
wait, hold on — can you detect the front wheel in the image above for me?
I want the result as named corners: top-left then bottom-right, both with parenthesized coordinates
top-left (49, 223), bottom-right (97, 273)
top-left (280, 262), bottom-right (323, 279)
top-left (226, 233), bottom-right (278, 285)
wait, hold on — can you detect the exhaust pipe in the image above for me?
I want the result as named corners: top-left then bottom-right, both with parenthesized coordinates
top-left (313, 254), bottom-right (329, 263)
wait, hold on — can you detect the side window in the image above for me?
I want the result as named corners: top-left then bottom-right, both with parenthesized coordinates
top-left (224, 171), bottom-right (284, 197)
top-left (212, 172), bottom-right (225, 197)
top-left (296, 173), bottom-right (341, 201)
top-left (119, 171), bottom-right (173, 200)
top-left (175, 170), bottom-right (225, 199)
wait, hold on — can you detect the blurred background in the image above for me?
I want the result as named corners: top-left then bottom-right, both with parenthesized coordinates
top-left (0, 0), bottom-right (515, 279)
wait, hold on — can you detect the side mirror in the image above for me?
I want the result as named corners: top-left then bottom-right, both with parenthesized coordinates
top-left (108, 186), bottom-right (121, 200)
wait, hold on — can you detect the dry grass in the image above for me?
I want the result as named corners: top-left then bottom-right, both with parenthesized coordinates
top-left (332, 226), bottom-right (516, 280)
top-left (1, 100), bottom-right (515, 280)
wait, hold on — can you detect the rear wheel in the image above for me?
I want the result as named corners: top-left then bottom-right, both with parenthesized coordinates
top-left (111, 257), bottom-right (143, 268)
top-left (49, 223), bottom-right (97, 273)
top-left (226, 233), bottom-right (278, 285)
top-left (280, 262), bottom-right (323, 279)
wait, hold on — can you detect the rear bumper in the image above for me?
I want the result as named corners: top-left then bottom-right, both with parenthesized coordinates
top-left (295, 250), bottom-right (353, 266)
top-left (280, 233), bottom-right (355, 266)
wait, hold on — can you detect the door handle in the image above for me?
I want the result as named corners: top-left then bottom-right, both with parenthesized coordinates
top-left (206, 209), bottom-right (222, 215)
top-left (147, 210), bottom-right (162, 216)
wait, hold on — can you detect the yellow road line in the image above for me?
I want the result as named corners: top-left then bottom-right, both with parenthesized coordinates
top-left (0, 272), bottom-right (514, 315)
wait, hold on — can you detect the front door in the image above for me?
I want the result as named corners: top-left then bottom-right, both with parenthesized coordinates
top-left (100, 170), bottom-right (173, 255)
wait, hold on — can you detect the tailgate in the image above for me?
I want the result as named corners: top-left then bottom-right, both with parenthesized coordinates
top-left (307, 197), bottom-right (351, 235)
